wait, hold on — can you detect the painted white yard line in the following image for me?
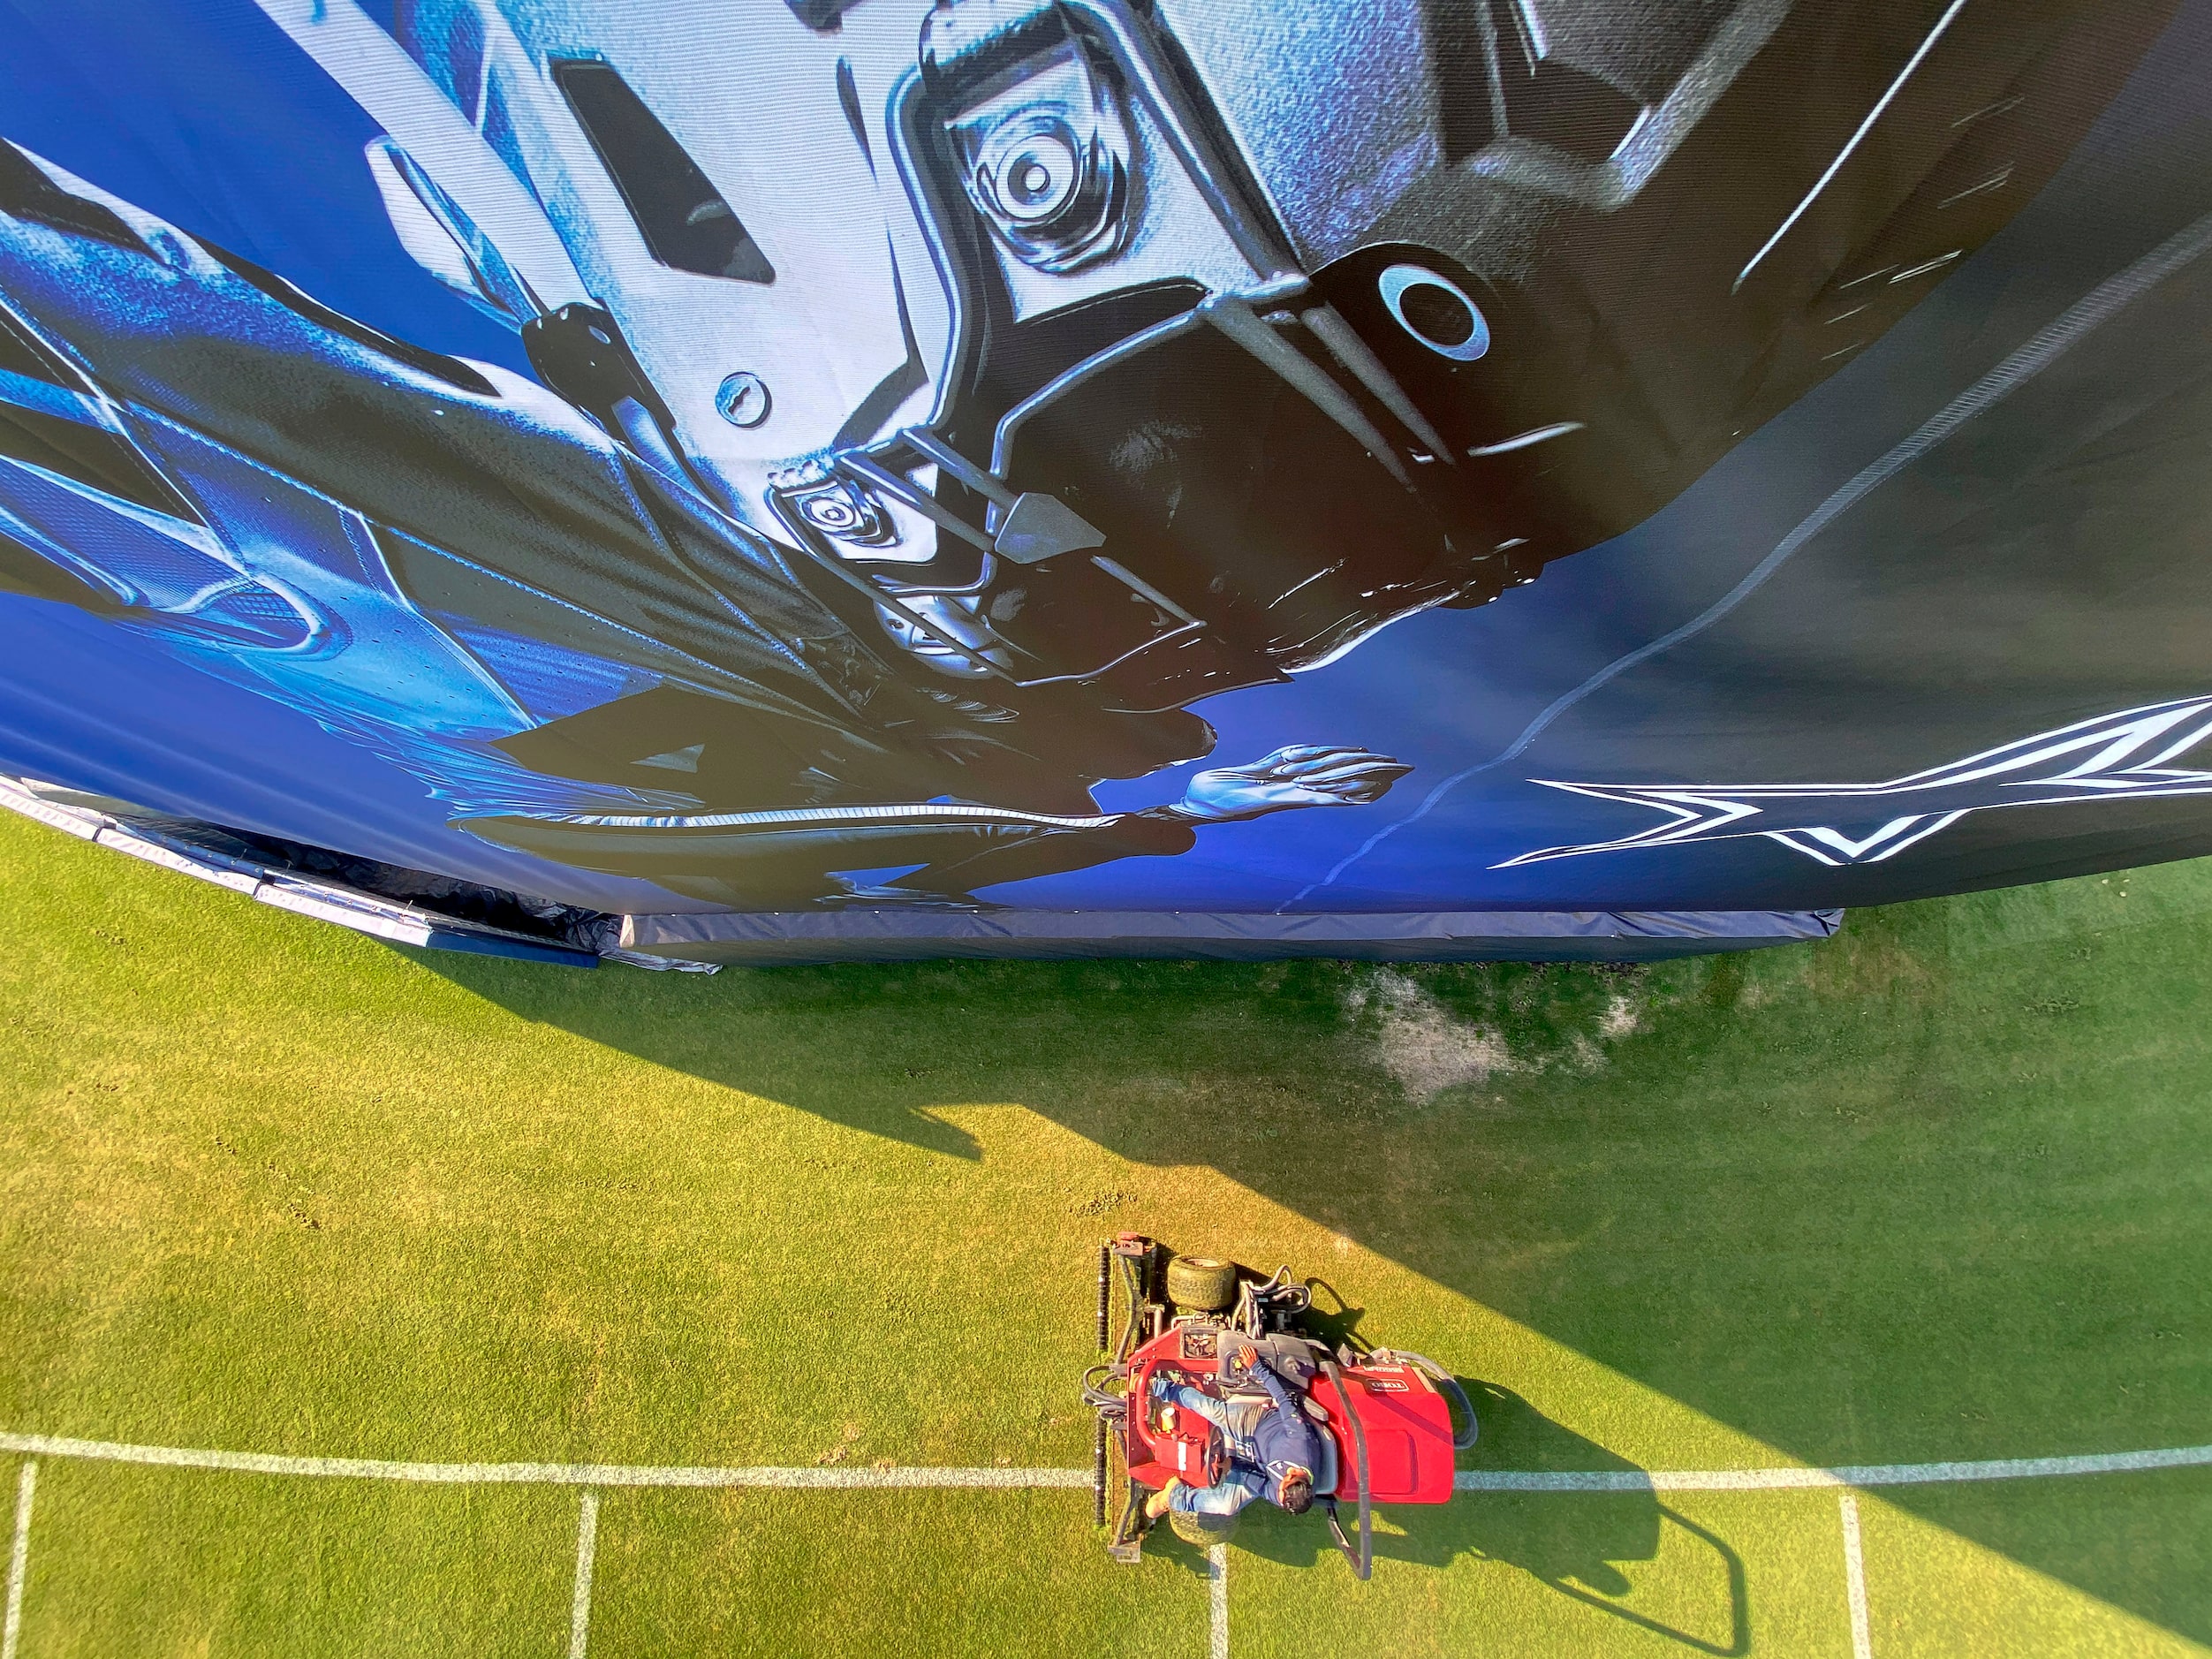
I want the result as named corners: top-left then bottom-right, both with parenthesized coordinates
top-left (1207, 1543), bottom-right (1228, 1659)
top-left (1453, 1442), bottom-right (2212, 1493)
top-left (568, 1490), bottom-right (600, 1659)
top-left (1839, 1491), bottom-right (1874, 1659)
top-left (2, 1461), bottom-right (34, 1659)
top-left (3, 1428), bottom-right (2208, 1496)
top-left (0, 1433), bottom-right (1084, 1489)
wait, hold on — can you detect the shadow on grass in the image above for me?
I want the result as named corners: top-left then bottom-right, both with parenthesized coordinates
top-left (1233, 1385), bottom-right (1746, 1654)
top-left (1290, 1279), bottom-right (1365, 1354)
top-left (420, 862), bottom-right (2212, 1644)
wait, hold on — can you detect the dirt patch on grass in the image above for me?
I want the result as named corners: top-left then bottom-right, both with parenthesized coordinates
top-left (1598, 993), bottom-right (1642, 1041)
top-left (1346, 966), bottom-right (1668, 1100)
top-left (1348, 970), bottom-right (1518, 1101)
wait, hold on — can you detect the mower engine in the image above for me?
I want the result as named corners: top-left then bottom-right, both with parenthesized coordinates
top-left (1082, 1234), bottom-right (1474, 1578)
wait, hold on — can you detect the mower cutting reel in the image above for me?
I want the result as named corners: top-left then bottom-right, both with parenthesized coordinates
top-left (1083, 1233), bottom-right (1475, 1579)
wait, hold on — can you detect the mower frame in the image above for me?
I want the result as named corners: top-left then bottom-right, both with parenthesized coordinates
top-left (1083, 1233), bottom-right (1474, 1579)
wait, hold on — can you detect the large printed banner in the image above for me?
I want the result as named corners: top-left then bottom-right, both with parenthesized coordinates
top-left (3, 0), bottom-right (2211, 920)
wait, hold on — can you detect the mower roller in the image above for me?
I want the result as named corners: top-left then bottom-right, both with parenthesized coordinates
top-left (1082, 1234), bottom-right (1476, 1578)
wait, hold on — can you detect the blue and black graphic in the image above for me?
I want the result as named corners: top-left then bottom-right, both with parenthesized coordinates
top-left (1, 0), bottom-right (2208, 920)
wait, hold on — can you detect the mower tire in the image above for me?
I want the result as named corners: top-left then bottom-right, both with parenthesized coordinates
top-left (1166, 1255), bottom-right (1239, 1313)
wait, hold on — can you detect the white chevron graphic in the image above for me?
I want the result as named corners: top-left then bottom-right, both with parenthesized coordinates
top-left (1495, 697), bottom-right (2212, 868)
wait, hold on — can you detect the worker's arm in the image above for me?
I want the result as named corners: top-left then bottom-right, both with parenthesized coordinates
top-left (1248, 1360), bottom-right (1302, 1416)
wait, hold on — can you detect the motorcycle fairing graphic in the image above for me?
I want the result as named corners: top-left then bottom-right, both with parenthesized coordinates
top-left (0, 142), bottom-right (1408, 905)
top-left (0, 0), bottom-right (2189, 911)
top-left (1496, 699), bottom-right (2212, 868)
top-left (307, 0), bottom-right (2171, 711)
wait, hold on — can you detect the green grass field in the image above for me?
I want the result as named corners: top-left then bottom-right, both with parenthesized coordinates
top-left (2, 805), bottom-right (2209, 1655)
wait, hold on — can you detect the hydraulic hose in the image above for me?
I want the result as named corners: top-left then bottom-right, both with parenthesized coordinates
top-left (1316, 1353), bottom-right (1372, 1581)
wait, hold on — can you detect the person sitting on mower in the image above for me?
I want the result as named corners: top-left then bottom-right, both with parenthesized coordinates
top-left (1143, 1345), bottom-right (1321, 1522)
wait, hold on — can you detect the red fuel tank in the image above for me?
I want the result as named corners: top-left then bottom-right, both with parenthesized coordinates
top-left (1309, 1363), bottom-right (1457, 1505)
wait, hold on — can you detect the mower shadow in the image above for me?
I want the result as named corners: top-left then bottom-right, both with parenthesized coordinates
top-left (1292, 1278), bottom-right (1365, 1353)
top-left (1239, 1382), bottom-right (1749, 1655)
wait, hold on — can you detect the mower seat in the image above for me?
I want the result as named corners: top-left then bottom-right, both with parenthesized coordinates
top-left (1309, 1418), bottom-right (1340, 1498)
top-left (1219, 1332), bottom-right (1320, 1389)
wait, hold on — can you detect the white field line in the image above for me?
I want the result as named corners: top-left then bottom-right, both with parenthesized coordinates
top-left (1453, 1442), bottom-right (2212, 1493)
top-left (568, 1490), bottom-right (600, 1659)
top-left (0, 1433), bottom-right (1084, 1489)
top-left (1839, 1491), bottom-right (1874, 1659)
top-left (2, 1461), bottom-right (33, 1659)
top-left (1207, 1543), bottom-right (1228, 1659)
top-left (3, 1428), bottom-right (2208, 1495)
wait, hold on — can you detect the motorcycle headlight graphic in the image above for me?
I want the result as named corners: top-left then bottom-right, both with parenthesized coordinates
top-left (945, 34), bottom-right (1133, 275)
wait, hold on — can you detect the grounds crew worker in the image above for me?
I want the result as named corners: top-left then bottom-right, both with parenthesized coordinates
top-left (1143, 1337), bottom-right (1320, 1522)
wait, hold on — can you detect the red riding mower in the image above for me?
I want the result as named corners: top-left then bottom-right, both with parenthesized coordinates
top-left (1083, 1235), bottom-right (1477, 1578)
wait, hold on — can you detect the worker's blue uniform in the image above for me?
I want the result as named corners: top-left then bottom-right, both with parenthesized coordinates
top-left (1151, 1361), bottom-right (1322, 1517)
